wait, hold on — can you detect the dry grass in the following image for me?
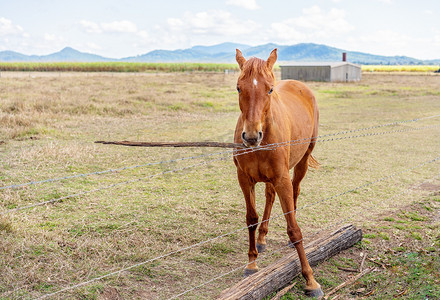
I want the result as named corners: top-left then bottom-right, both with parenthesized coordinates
top-left (0, 71), bottom-right (439, 299)
top-left (283, 191), bottom-right (440, 299)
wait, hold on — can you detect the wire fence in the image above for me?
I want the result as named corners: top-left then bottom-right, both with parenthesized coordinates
top-left (1, 119), bottom-right (439, 216)
top-left (1, 158), bottom-right (229, 215)
top-left (1, 113), bottom-right (439, 191)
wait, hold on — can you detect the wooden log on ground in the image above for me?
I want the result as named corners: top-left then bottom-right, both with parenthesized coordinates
top-left (95, 140), bottom-right (244, 148)
top-left (217, 224), bottom-right (363, 300)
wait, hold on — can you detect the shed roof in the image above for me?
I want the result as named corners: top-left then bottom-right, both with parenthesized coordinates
top-left (280, 62), bottom-right (361, 68)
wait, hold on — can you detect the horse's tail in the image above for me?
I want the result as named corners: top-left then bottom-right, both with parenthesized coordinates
top-left (308, 155), bottom-right (320, 169)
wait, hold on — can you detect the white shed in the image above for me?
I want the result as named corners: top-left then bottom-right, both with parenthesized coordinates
top-left (280, 62), bottom-right (362, 82)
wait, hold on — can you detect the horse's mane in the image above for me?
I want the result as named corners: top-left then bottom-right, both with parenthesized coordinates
top-left (238, 57), bottom-right (275, 81)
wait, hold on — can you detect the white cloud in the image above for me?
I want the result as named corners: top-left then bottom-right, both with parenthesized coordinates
top-left (79, 20), bottom-right (102, 34)
top-left (137, 30), bottom-right (149, 39)
top-left (44, 33), bottom-right (56, 41)
top-left (167, 10), bottom-right (259, 37)
top-left (0, 17), bottom-right (31, 52)
top-left (86, 42), bottom-right (102, 51)
top-left (270, 23), bottom-right (304, 41)
top-left (79, 20), bottom-right (137, 34)
top-left (270, 5), bottom-right (354, 43)
top-left (434, 30), bottom-right (440, 44)
top-left (344, 29), bottom-right (440, 59)
top-left (356, 30), bottom-right (410, 47)
top-left (226, 0), bottom-right (260, 10)
top-left (101, 20), bottom-right (137, 33)
top-left (125, 10), bottom-right (263, 51)
top-left (0, 17), bottom-right (24, 36)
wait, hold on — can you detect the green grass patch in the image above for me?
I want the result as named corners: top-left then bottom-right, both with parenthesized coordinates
top-left (411, 232), bottom-right (423, 240)
top-left (202, 242), bottom-right (235, 256)
top-left (402, 211), bottom-right (427, 221)
top-left (35, 282), bottom-right (53, 292)
top-left (166, 103), bottom-right (189, 111)
top-left (132, 263), bottom-right (160, 279)
top-left (363, 233), bottom-right (377, 239)
top-left (393, 224), bottom-right (406, 230)
top-left (379, 232), bottom-right (390, 240)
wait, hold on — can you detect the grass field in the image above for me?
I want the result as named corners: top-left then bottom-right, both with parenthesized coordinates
top-left (0, 71), bottom-right (439, 299)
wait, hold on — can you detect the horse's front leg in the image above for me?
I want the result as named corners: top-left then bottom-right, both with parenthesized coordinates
top-left (237, 170), bottom-right (259, 277)
top-left (256, 183), bottom-right (276, 253)
top-left (274, 174), bottom-right (324, 297)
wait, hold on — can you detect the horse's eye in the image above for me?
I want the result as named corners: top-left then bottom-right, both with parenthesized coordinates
top-left (237, 86), bottom-right (241, 93)
top-left (268, 88), bottom-right (273, 95)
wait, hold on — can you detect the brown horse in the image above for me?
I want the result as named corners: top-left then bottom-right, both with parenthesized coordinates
top-left (233, 49), bottom-right (323, 297)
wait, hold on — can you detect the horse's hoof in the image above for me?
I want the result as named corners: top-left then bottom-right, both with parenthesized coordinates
top-left (305, 288), bottom-right (324, 298)
top-left (243, 268), bottom-right (258, 278)
top-left (256, 243), bottom-right (266, 253)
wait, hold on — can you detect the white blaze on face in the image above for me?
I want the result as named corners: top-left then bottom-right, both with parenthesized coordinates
top-left (253, 78), bottom-right (258, 87)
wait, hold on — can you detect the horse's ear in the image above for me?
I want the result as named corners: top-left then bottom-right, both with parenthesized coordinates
top-left (266, 48), bottom-right (277, 70)
top-left (236, 49), bottom-right (246, 70)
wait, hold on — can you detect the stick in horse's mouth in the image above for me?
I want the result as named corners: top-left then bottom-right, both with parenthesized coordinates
top-left (94, 140), bottom-right (245, 148)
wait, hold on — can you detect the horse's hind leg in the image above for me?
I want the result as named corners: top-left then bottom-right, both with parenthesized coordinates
top-left (290, 153), bottom-right (323, 296)
top-left (256, 183), bottom-right (276, 253)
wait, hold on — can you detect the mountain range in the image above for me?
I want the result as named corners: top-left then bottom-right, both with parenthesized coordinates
top-left (1, 42), bottom-right (439, 65)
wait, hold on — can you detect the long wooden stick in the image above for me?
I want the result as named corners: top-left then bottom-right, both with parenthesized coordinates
top-left (95, 140), bottom-right (244, 148)
top-left (359, 253), bottom-right (367, 272)
top-left (337, 267), bottom-right (359, 273)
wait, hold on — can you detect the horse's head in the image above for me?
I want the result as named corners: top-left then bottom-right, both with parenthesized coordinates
top-left (236, 48), bottom-right (277, 147)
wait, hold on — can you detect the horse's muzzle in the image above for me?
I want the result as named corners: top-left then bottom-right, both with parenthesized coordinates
top-left (242, 131), bottom-right (263, 147)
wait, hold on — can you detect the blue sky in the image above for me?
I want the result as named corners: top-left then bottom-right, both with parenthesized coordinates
top-left (1, 0), bottom-right (439, 59)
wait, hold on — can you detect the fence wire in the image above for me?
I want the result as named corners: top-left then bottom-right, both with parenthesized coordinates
top-left (0, 157), bottom-right (229, 216)
top-left (233, 124), bottom-right (440, 155)
top-left (1, 113), bottom-right (439, 191)
top-left (0, 150), bottom-right (226, 191)
top-left (2, 122), bottom-right (438, 216)
top-left (33, 155), bottom-right (439, 299)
